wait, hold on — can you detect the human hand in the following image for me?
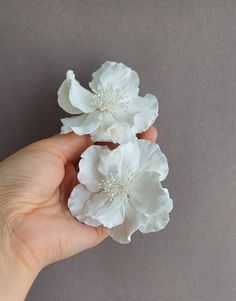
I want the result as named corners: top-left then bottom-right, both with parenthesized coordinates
top-left (0, 126), bottom-right (157, 300)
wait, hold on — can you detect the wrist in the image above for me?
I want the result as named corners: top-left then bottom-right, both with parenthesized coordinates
top-left (0, 213), bottom-right (41, 301)
top-left (0, 241), bottom-right (40, 301)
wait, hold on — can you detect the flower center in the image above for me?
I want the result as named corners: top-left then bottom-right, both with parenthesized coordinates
top-left (92, 84), bottom-right (129, 114)
top-left (98, 172), bottom-right (133, 202)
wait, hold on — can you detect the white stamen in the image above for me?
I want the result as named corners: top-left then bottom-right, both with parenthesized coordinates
top-left (92, 84), bottom-right (129, 114)
top-left (98, 172), bottom-right (133, 202)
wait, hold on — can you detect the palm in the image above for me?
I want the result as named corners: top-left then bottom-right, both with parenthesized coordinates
top-left (0, 128), bottom-right (156, 271)
top-left (0, 134), bottom-right (107, 269)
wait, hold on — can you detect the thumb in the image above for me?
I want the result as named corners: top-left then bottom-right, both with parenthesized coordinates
top-left (32, 132), bottom-right (93, 164)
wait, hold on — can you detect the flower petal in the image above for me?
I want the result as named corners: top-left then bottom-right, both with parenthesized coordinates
top-left (79, 215), bottom-right (102, 227)
top-left (69, 76), bottom-right (97, 113)
top-left (92, 198), bottom-right (125, 228)
top-left (68, 184), bottom-right (102, 227)
top-left (90, 61), bottom-right (140, 98)
top-left (140, 213), bottom-right (169, 233)
top-left (86, 112), bottom-right (135, 144)
top-left (61, 111), bottom-right (100, 135)
top-left (68, 184), bottom-right (92, 217)
top-left (97, 142), bottom-right (140, 178)
top-left (80, 190), bottom-right (125, 228)
top-left (109, 202), bottom-right (148, 244)
top-left (92, 121), bottom-right (136, 144)
top-left (78, 145), bottom-right (108, 192)
top-left (112, 109), bottom-right (136, 127)
top-left (137, 140), bottom-right (169, 181)
top-left (139, 205), bottom-right (173, 233)
top-left (57, 70), bottom-right (82, 114)
top-left (91, 112), bottom-right (116, 135)
top-left (89, 61), bottom-right (116, 91)
top-left (130, 171), bottom-right (171, 214)
top-left (133, 94), bottom-right (159, 132)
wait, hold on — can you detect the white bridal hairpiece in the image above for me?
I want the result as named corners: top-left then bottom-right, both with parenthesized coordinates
top-left (57, 61), bottom-right (173, 243)
top-left (58, 61), bottom-right (159, 144)
top-left (68, 140), bottom-right (173, 243)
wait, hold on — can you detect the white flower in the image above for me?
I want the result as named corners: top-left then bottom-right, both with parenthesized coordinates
top-left (68, 140), bottom-right (173, 244)
top-left (58, 61), bottom-right (158, 144)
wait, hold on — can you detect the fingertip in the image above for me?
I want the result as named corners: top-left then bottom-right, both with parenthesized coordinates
top-left (96, 225), bottom-right (109, 241)
top-left (138, 126), bottom-right (158, 143)
top-left (84, 225), bottom-right (108, 249)
top-left (41, 133), bottom-right (93, 163)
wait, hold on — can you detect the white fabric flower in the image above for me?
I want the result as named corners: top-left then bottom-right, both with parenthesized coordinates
top-left (58, 61), bottom-right (158, 144)
top-left (68, 140), bottom-right (173, 244)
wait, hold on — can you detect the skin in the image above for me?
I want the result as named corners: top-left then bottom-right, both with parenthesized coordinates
top-left (0, 126), bottom-right (158, 301)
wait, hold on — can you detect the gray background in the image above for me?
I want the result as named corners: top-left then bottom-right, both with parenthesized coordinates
top-left (1, 1), bottom-right (236, 300)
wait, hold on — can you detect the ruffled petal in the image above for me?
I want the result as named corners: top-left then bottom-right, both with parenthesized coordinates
top-left (80, 190), bottom-right (125, 228)
top-left (57, 70), bottom-right (82, 114)
top-left (140, 212), bottom-right (170, 233)
top-left (61, 111), bottom-right (100, 135)
top-left (78, 145), bottom-right (108, 192)
top-left (109, 202), bottom-right (148, 244)
top-left (91, 121), bottom-right (136, 144)
top-left (68, 184), bottom-right (102, 227)
top-left (137, 140), bottom-right (169, 181)
top-left (139, 206), bottom-right (173, 233)
top-left (68, 184), bottom-right (92, 217)
top-left (65, 71), bottom-right (97, 113)
top-left (97, 142), bottom-right (140, 178)
top-left (91, 198), bottom-right (125, 228)
top-left (90, 61), bottom-right (140, 98)
top-left (93, 112), bottom-right (116, 132)
top-left (130, 172), bottom-right (171, 214)
top-left (133, 94), bottom-right (159, 133)
top-left (79, 215), bottom-right (102, 227)
top-left (80, 190), bottom-right (108, 215)
top-left (112, 109), bottom-right (136, 127)
top-left (89, 61), bottom-right (116, 91)
top-left (88, 112), bottom-right (136, 144)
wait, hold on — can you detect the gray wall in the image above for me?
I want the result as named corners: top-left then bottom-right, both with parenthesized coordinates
top-left (1, 1), bottom-right (236, 300)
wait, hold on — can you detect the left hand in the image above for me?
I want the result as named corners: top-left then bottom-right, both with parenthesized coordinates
top-left (0, 126), bottom-right (157, 300)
